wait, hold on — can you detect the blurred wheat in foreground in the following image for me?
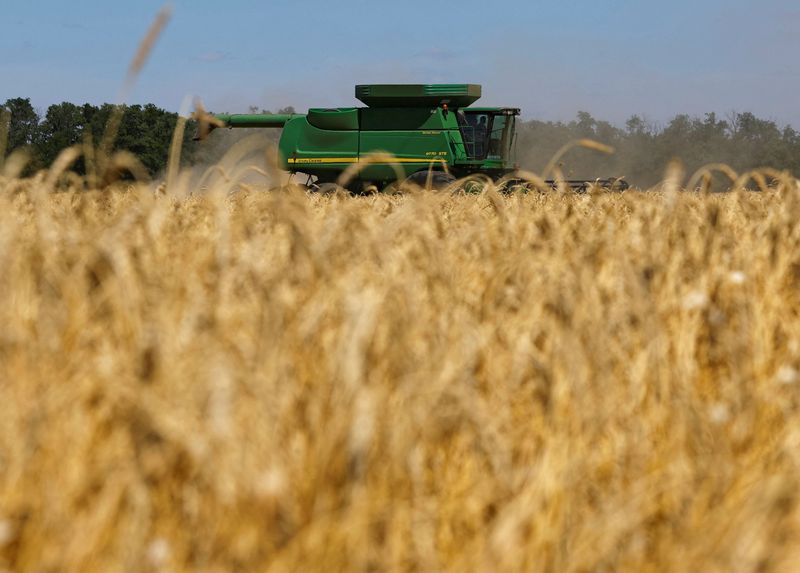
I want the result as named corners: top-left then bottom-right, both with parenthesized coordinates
top-left (3, 177), bottom-right (800, 572)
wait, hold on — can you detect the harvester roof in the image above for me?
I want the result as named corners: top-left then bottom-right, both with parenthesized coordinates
top-left (355, 84), bottom-right (482, 108)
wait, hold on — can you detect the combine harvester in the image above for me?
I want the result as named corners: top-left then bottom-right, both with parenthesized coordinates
top-left (198, 84), bottom-right (627, 192)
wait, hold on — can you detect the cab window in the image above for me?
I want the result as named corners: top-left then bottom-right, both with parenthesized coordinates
top-left (458, 112), bottom-right (491, 159)
top-left (487, 115), bottom-right (507, 158)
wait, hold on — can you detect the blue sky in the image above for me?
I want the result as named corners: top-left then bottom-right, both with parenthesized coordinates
top-left (2, 0), bottom-right (799, 126)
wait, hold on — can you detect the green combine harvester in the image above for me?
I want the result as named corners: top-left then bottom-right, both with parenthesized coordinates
top-left (200, 84), bottom-right (626, 192)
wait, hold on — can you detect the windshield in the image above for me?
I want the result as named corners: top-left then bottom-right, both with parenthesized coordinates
top-left (458, 111), bottom-right (515, 161)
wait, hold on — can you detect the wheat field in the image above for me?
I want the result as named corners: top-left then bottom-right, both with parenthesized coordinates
top-left (1, 170), bottom-right (800, 572)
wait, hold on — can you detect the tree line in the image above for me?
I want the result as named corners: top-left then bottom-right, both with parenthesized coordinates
top-left (3, 97), bottom-right (799, 187)
top-left (516, 111), bottom-right (800, 187)
top-left (0, 97), bottom-right (196, 177)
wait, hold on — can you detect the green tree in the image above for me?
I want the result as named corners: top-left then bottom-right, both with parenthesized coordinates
top-left (36, 102), bottom-right (86, 166)
top-left (113, 103), bottom-right (193, 174)
top-left (1, 97), bottom-right (40, 151)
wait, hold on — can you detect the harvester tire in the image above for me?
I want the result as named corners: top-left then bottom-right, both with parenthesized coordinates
top-left (314, 183), bottom-right (348, 195)
top-left (404, 171), bottom-right (456, 191)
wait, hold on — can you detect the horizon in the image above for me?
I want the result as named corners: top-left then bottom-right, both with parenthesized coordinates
top-left (3, 97), bottom-right (786, 135)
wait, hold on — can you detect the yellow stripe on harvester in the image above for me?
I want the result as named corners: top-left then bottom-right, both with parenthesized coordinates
top-left (287, 157), bottom-right (448, 165)
top-left (385, 158), bottom-right (448, 163)
top-left (287, 157), bottom-right (358, 164)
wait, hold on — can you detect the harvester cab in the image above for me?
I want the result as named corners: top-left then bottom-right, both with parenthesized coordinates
top-left (198, 84), bottom-right (624, 192)
top-left (457, 108), bottom-right (519, 163)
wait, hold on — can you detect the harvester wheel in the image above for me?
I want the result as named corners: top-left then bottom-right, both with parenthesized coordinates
top-left (404, 171), bottom-right (456, 191)
top-left (314, 183), bottom-right (348, 195)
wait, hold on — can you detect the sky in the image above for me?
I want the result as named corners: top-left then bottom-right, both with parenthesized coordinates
top-left (1, 0), bottom-right (799, 127)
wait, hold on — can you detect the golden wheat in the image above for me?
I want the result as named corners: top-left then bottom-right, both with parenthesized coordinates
top-left (1, 174), bottom-right (800, 572)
